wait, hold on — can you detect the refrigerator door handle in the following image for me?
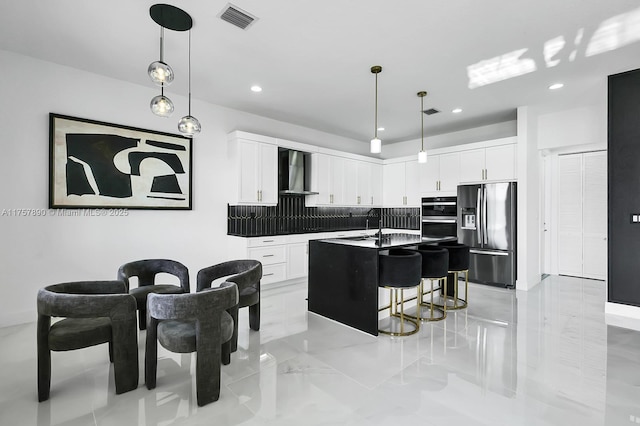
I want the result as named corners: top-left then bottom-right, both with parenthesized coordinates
top-left (483, 185), bottom-right (488, 245)
top-left (469, 249), bottom-right (509, 256)
top-left (476, 187), bottom-right (482, 243)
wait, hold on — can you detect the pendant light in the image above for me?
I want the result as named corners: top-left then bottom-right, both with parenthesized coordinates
top-left (177, 30), bottom-right (201, 136)
top-left (417, 91), bottom-right (428, 163)
top-left (148, 4), bottom-right (200, 134)
top-left (370, 65), bottom-right (382, 154)
top-left (149, 27), bottom-right (174, 117)
top-left (148, 27), bottom-right (174, 86)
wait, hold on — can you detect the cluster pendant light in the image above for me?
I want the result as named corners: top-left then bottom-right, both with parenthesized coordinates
top-left (417, 91), bottom-right (428, 163)
top-left (148, 4), bottom-right (200, 136)
top-left (370, 66), bottom-right (382, 154)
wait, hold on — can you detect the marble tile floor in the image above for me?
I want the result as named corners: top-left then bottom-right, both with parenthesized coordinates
top-left (1, 275), bottom-right (639, 425)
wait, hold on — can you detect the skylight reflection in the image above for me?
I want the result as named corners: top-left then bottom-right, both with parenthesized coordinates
top-left (466, 7), bottom-right (640, 89)
top-left (467, 49), bottom-right (537, 89)
top-left (586, 8), bottom-right (640, 57)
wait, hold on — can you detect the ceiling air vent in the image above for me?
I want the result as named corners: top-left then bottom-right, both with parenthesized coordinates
top-left (423, 108), bottom-right (440, 115)
top-left (219, 4), bottom-right (257, 30)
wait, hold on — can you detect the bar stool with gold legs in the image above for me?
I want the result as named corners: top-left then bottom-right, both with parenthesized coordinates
top-left (435, 242), bottom-right (470, 310)
top-left (378, 248), bottom-right (422, 336)
top-left (408, 245), bottom-right (449, 322)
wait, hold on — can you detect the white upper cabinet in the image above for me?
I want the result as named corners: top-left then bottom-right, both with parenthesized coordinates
top-left (383, 161), bottom-right (421, 207)
top-left (356, 161), bottom-right (383, 206)
top-left (229, 138), bottom-right (278, 205)
top-left (405, 161), bottom-right (421, 206)
top-left (310, 153), bottom-right (381, 207)
top-left (419, 152), bottom-right (460, 196)
top-left (439, 152), bottom-right (461, 192)
top-left (343, 158), bottom-right (358, 205)
top-left (459, 144), bottom-right (516, 183)
top-left (371, 163), bottom-right (382, 206)
top-left (309, 153), bottom-right (347, 206)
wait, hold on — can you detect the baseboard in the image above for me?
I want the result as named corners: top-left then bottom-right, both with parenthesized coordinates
top-left (605, 302), bottom-right (640, 331)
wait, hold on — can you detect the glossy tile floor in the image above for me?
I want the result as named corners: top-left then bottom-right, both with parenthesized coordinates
top-left (1, 275), bottom-right (640, 425)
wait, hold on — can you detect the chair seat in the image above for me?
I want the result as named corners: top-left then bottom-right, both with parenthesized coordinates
top-left (239, 286), bottom-right (259, 308)
top-left (130, 285), bottom-right (184, 309)
top-left (49, 317), bottom-right (111, 351)
top-left (157, 311), bottom-right (234, 353)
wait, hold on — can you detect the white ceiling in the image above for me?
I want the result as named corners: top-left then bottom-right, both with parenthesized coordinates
top-left (2, 0), bottom-right (640, 145)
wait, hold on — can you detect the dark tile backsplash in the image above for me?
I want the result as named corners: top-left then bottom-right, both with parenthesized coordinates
top-left (228, 196), bottom-right (420, 237)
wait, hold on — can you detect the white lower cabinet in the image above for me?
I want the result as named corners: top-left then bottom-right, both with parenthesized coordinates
top-left (229, 230), bottom-right (379, 286)
top-left (286, 242), bottom-right (309, 280)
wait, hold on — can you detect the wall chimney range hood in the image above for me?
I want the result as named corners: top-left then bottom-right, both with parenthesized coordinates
top-left (278, 148), bottom-right (318, 195)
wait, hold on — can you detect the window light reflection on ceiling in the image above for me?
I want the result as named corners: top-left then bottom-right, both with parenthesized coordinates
top-left (466, 7), bottom-right (640, 89)
top-left (586, 8), bottom-right (640, 57)
top-left (467, 48), bottom-right (537, 89)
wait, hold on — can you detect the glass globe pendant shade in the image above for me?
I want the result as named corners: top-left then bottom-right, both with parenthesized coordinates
top-left (148, 61), bottom-right (174, 86)
top-left (370, 137), bottom-right (381, 154)
top-left (418, 150), bottom-right (428, 163)
top-left (150, 94), bottom-right (174, 117)
top-left (178, 115), bottom-right (201, 136)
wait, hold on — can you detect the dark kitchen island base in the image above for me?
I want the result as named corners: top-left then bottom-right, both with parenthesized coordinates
top-left (308, 233), bottom-right (456, 336)
top-left (308, 241), bottom-right (380, 335)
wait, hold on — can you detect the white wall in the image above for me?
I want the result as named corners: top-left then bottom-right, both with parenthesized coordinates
top-left (380, 120), bottom-right (517, 159)
top-left (0, 49), bottom-right (367, 326)
top-left (516, 107), bottom-right (541, 291)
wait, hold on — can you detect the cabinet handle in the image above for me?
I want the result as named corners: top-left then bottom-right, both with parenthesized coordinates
top-left (257, 190), bottom-right (260, 201)
top-left (357, 196), bottom-right (361, 205)
top-left (262, 240), bottom-right (274, 242)
top-left (371, 196), bottom-right (374, 205)
top-left (260, 190), bottom-right (263, 201)
top-left (263, 273), bottom-right (274, 277)
top-left (262, 254), bottom-right (274, 257)
top-left (485, 169), bottom-right (488, 180)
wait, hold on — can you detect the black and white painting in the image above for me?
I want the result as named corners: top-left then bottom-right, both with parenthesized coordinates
top-left (49, 113), bottom-right (192, 209)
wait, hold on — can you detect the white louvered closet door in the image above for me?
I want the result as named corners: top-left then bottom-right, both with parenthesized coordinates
top-left (558, 155), bottom-right (583, 277)
top-left (557, 151), bottom-right (607, 279)
top-left (582, 152), bottom-right (607, 280)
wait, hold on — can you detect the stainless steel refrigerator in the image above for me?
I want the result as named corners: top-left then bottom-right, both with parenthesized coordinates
top-left (457, 182), bottom-right (516, 288)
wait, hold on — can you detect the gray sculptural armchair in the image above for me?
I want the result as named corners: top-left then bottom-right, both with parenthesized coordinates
top-left (117, 259), bottom-right (190, 330)
top-left (37, 280), bottom-right (138, 402)
top-left (145, 282), bottom-right (238, 406)
top-left (196, 260), bottom-right (262, 352)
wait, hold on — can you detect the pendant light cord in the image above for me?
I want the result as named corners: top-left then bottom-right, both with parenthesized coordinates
top-left (159, 27), bottom-right (164, 62)
top-left (421, 95), bottom-right (424, 151)
top-left (188, 29), bottom-right (192, 116)
top-left (374, 72), bottom-right (378, 139)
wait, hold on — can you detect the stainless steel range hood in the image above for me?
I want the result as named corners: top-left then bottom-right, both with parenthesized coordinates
top-left (278, 148), bottom-right (318, 195)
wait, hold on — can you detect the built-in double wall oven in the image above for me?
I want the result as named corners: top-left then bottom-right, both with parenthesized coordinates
top-left (421, 196), bottom-right (457, 238)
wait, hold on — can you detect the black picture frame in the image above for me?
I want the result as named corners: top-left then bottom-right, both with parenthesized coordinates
top-left (49, 113), bottom-right (192, 210)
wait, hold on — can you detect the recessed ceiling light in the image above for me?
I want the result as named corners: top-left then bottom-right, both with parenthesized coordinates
top-left (549, 83), bottom-right (564, 90)
top-left (251, 85), bottom-right (262, 92)
top-left (377, 127), bottom-right (385, 131)
top-left (452, 108), bottom-right (463, 113)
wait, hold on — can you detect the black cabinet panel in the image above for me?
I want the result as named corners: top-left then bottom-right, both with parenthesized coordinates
top-left (608, 68), bottom-right (640, 306)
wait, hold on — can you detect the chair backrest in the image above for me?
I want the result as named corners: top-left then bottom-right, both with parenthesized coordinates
top-left (117, 259), bottom-right (190, 292)
top-left (437, 242), bottom-right (470, 271)
top-left (147, 282), bottom-right (238, 322)
top-left (379, 249), bottom-right (422, 288)
top-left (196, 260), bottom-right (262, 292)
top-left (37, 280), bottom-right (136, 320)
top-left (414, 245), bottom-right (449, 279)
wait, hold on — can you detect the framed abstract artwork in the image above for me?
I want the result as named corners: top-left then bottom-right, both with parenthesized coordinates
top-left (49, 113), bottom-right (192, 209)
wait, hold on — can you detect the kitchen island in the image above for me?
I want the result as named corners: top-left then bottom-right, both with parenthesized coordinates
top-left (308, 233), bottom-right (455, 336)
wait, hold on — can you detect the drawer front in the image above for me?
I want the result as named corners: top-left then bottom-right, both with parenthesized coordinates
top-left (248, 245), bottom-right (286, 265)
top-left (247, 236), bottom-right (286, 247)
top-left (261, 263), bottom-right (287, 285)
